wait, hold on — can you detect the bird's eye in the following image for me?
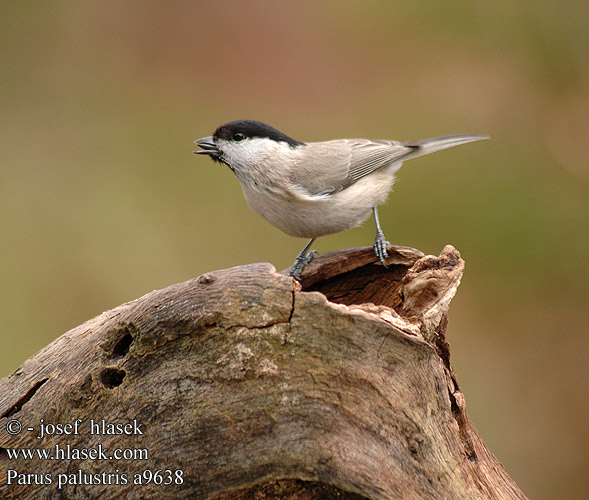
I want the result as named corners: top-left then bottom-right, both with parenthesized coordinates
top-left (233, 132), bottom-right (245, 142)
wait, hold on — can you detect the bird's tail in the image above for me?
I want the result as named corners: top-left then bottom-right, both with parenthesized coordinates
top-left (403, 135), bottom-right (489, 161)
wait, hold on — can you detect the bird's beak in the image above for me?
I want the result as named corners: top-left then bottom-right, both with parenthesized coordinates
top-left (193, 136), bottom-right (219, 156)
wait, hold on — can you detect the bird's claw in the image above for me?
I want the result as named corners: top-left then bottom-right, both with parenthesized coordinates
top-left (373, 232), bottom-right (390, 268)
top-left (289, 250), bottom-right (319, 281)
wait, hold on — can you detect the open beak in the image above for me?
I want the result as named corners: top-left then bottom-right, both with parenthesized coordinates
top-left (193, 136), bottom-right (219, 156)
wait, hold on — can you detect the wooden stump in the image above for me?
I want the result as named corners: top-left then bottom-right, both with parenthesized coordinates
top-left (0, 245), bottom-right (528, 499)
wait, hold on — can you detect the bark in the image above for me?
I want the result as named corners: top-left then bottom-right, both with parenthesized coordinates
top-left (0, 245), bottom-right (528, 500)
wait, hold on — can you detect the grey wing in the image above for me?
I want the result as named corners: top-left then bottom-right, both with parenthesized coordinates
top-left (290, 139), bottom-right (413, 198)
top-left (347, 139), bottom-right (415, 184)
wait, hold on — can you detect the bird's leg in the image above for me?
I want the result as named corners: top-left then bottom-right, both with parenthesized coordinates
top-left (372, 206), bottom-right (390, 267)
top-left (289, 238), bottom-right (318, 281)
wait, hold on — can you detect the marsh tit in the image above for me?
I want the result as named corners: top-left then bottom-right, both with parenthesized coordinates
top-left (194, 120), bottom-right (487, 280)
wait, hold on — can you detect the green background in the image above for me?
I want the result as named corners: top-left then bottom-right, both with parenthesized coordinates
top-left (1, 2), bottom-right (587, 498)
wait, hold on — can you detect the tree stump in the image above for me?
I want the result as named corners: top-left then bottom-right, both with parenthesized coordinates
top-left (0, 245), bottom-right (528, 499)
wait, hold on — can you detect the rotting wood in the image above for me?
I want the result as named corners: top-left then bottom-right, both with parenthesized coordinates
top-left (0, 245), bottom-right (528, 499)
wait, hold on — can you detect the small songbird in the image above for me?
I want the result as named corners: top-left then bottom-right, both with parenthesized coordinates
top-left (194, 120), bottom-right (488, 279)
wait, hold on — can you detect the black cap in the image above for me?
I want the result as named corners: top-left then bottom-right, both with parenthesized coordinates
top-left (213, 120), bottom-right (305, 147)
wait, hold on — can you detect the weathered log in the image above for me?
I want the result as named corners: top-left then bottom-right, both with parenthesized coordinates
top-left (0, 245), bottom-right (528, 499)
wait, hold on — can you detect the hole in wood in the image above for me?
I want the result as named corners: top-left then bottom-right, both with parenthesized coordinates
top-left (305, 262), bottom-right (407, 309)
top-left (0, 378), bottom-right (49, 419)
top-left (112, 330), bottom-right (133, 357)
top-left (101, 323), bottom-right (137, 358)
top-left (293, 246), bottom-right (425, 311)
top-left (99, 367), bottom-right (126, 388)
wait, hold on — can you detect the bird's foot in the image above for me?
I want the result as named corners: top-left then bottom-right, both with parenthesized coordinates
top-left (289, 250), bottom-right (319, 281)
top-left (373, 231), bottom-right (390, 268)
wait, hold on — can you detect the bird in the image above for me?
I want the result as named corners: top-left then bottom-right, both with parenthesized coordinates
top-left (194, 119), bottom-right (488, 280)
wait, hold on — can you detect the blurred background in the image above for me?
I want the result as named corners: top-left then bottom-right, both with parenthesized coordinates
top-left (1, 1), bottom-right (587, 498)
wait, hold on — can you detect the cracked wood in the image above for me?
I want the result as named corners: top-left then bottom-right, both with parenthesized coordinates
top-left (0, 245), bottom-right (528, 500)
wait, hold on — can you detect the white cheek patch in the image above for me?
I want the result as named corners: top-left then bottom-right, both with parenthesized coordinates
top-left (218, 137), bottom-right (298, 172)
top-left (217, 138), bottom-right (265, 170)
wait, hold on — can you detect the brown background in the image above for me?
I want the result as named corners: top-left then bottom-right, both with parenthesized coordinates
top-left (0, 2), bottom-right (587, 499)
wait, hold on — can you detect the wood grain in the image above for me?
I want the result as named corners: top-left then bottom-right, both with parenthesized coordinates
top-left (0, 246), bottom-right (527, 499)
